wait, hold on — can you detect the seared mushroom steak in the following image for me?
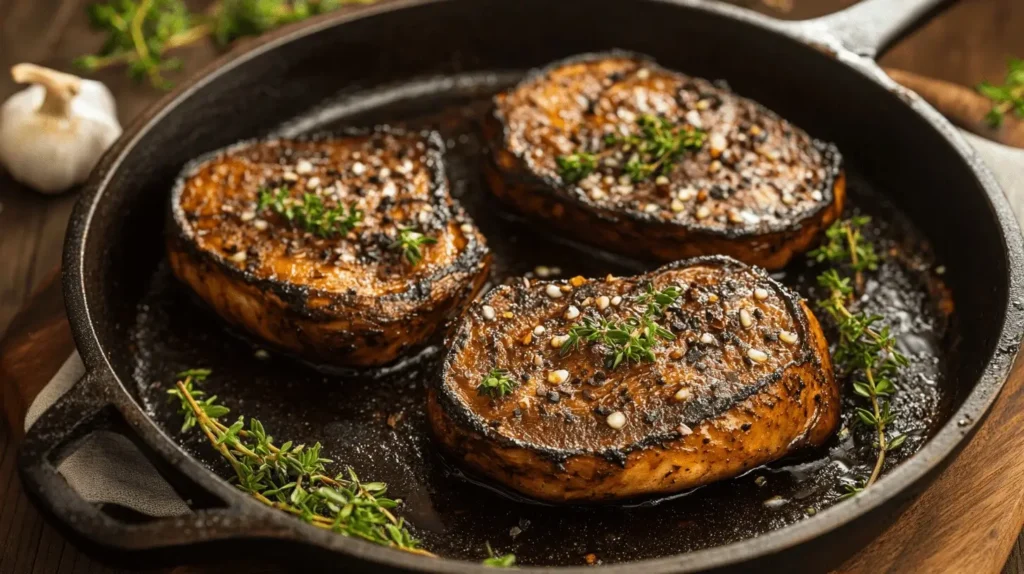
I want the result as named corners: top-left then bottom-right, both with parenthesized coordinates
top-left (486, 53), bottom-right (845, 270)
top-left (428, 256), bottom-right (838, 502)
top-left (168, 129), bottom-right (490, 367)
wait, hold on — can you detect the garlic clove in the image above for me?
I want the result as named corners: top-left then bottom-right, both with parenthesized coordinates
top-left (0, 63), bottom-right (121, 194)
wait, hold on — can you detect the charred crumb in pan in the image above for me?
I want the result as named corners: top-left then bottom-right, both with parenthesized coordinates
top-left (167, 127), bottom-right (491, 366)
top-left (431, 255), bottom-right (838, 501)
top-left (485, 51), bottom-right (845, 269)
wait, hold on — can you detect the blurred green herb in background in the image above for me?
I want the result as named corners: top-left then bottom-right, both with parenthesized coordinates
top-left (977, 57), bottom-right (1024, 128)
top-left (76, 0), bottom-right (375, 89)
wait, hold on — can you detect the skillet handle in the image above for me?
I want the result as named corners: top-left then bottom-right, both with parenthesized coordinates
top-left (17, 370), bottom-right (279, 566)
top-left (797, 0), bottom-right (956, 60)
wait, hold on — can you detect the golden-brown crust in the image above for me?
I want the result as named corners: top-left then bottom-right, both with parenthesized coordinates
top-left (167, 129), bottom-right (491, 367)
top-left (486, 52), bottom-right (845, 270)
top-left (429, 256), bottom-right (838, 502)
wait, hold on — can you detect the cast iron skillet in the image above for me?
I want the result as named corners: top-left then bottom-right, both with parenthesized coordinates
top-left (17, 0), bottom-right (1024, 571)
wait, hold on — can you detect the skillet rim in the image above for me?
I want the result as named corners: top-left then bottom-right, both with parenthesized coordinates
top-left (58, 0), bottom-right (1024, 571)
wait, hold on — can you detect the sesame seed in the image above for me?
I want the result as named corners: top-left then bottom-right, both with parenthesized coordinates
top-left (748, 348), bottom-right (769, 363)
top-left (728, 209), bottom-right (743, 224)
top-left (611, 296), bottom-right (622, 306)
top-left (779, 331), bottom-right (799, 344)
top-left (352, 162), bottom-right (366, 175)
top-left (677, 423), bottom-right (693, 436)
top-left (254, 349), bottom-right (271, 360)
top-left (678, 186), bottom-right (697, 201)
top-left (696, 99), bottom-right (711, 110)
top-left (700, 333), bottom-right (715, 345)
top-left (685, 110), bottom-right (702, 129)
top-left (306, 176), bottom-right (321, 190)
top-left (565, 305), bottom-right (580, 320)
top-left (282, 171), bottom-right (298, 181)
top-left (240, 211), bottom-right (256, 222)
top-left (533, 325), bottom-right (546, 336)
top-left (754, 288), bottom-right (769, 300)
top-left (708, 160), bottom-right (722, 174)
top-left (636, 68), bottom-right (650, 80)
top-left (533, 354), bottom-right (544, 366)
top-left (740, 309), bottom-right (753, 328)
top-left (596, 296), bottom-right (610, 310)
top-left (781, 193), bottom-right (796, 205)
top-left (606, 411), bottom-right (626, 429)
top-left (811, 190), bottom-right (823, 202)
top-left (295, 160), bottom-right (313, 175)
top-left (696, 205), bottom-right (711, 220)
top-left (655, 175), bottom-right (670, 186)
top-left (535, 265), bottom-right (551, 278)
top-left (253, 219), bottom-right (268, 231)
top-left (548, 369), bottom-right (569, 384)
top-left (460, 223), bottom-right (474, 234)
top-left (482, 305), bottom-right (496, 320)
top-left (551, 335), bottom-right (570, 349)
top-left (591, 189), bottom-right (608, 201)
top-left (674, 387), bottom-right (690, 401)
top-left (644, 203), bottom-right (660, 214)
top-left (671, 199), bottom-right (685, 213)
top-left (229, 251), bottom-right (247, 263)
top-left (545, 284), bottom-right (563, 299)
top-left (503, 311), bottom-right (514, 319)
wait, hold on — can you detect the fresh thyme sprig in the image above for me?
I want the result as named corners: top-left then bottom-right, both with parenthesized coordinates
top-left (477, 368), bottom-right (518, 399)
top-left (482, 542), bottom-right (516, 567)
top-left (76, 0), bottom-right (376, 89)
top-left (615, 114), bottom-right (707, 182)
top-left (977, 57), bottom-right (1024, 128)
top-left (166, 369), bottom-right (431, 555)
top-left (809, 218), bottom-right (908, 497)
top-left (555, 114), bottom-right (706, 185)
top-left (393, 227), bottom-right (436, 266)
top-left (563, 283), bottom-right (679, 369)
top-left (257, 187), bottom-right (363, 238)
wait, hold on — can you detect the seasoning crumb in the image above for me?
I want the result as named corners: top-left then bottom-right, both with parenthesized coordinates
top-left (606, 411), bottom-right (626, 429)
top-left (482, 305), bottom-right (496, 321)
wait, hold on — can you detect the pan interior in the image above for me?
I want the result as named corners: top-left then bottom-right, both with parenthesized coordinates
top-left (73, 0), bottom-right (1009, 568)
top-left (129, 73), bottom-right (953, 565)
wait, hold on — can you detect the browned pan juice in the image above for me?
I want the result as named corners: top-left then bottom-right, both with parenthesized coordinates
top-left (131, 74), bottom-right (955, 566)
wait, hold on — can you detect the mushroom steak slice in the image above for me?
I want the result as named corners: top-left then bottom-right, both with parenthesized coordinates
top-left (428, 256), bottom-right (838, 502)
top-left (168, 129), bottom-right (491, 367)
top-left (486, 52), bottom-right (845, 270)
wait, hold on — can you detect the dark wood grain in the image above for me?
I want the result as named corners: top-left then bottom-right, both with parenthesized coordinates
top-left (0, 0), bottom-right (1021, 572)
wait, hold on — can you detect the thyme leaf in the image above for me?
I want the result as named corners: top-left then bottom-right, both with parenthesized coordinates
top-left (167, 370), bottom-right (431, 556)
top-left (393, 227), bottom-right (436, 266)
top-left (482, 542), bottom-right (516, 567)
top-left (977, 57), bottom-right (1024, 128)
top-left (477, 368), bottom-right (518, 399)
top-left (555, 153), bottom-right (597, 184)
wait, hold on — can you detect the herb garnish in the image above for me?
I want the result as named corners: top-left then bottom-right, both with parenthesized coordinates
top-left (555, 153), bottom-right (598, 184)
top-left (808, 218), bottom-right (908, 498)
top-left (477, 368), bottom-right (518, 399)
top-left (393, 227), bottom-right (436, 266)
top-left (616, 115), bottom-right (707, 182)
top-left (555, 114), bottom-right (706, 185)
top-left (563, 284), bottom-right (679, 369)
top-left (977, 57), bottom-right (1024, 128)
top-left (257, 187), bottom-right (362, 238)
top-left (76, 0), bottom-right (377, 89)
top-left (482, 542), bottom-right (516, 567)
top-left (167, 370), bottom-right (430, 555)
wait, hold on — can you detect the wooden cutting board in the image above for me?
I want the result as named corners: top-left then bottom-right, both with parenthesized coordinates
top-left (1, 266), bottom-right (1023, 573)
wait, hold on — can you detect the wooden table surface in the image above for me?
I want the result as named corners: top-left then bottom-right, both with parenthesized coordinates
top-left (1, 0), bottom-right (1022, 572)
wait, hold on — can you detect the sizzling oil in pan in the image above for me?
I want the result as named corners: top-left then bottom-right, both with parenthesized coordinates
top-left (130, 74), bottom-right (955, 566)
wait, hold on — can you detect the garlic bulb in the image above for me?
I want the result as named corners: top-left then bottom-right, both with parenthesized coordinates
top-left (0, 63), bottom-right (122, 194)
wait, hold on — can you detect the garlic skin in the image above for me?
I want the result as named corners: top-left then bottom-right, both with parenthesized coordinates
top-left (0, 64), bottom-right (122, 194)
